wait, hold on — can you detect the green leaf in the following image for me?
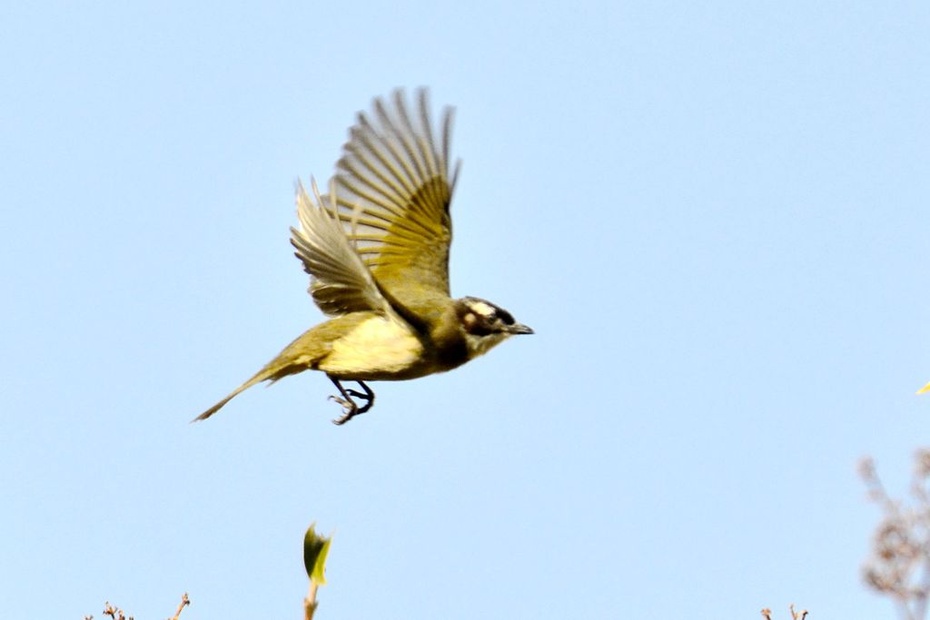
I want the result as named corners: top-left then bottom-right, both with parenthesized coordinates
top-left (303, 524), bottom-right (332, 586)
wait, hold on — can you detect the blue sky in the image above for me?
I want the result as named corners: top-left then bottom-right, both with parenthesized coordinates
top-left (2, 1), bottom-right (928, 618)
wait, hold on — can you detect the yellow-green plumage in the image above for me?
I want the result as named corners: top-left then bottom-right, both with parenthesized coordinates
top-left (194, 89), bottom-right (531, 424)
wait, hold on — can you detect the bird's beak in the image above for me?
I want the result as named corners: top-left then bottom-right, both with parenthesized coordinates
top-left (508, 323), bottom-right (534, 335)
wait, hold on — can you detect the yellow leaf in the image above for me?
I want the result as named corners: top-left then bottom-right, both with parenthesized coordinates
top-left (303, 524), bottom-right (332, 586)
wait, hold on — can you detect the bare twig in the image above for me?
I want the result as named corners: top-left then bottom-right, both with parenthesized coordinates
top-left (861, 450), bottom-right (930, 620)
top-left (761, 604), bottom-right (807, 619)
top-left (790, 603), bottom-right (808, 619)
top-left (90, 593), bottom-right (186, 620)
top-left (169, 593), bottom-right (190, 620)
top-left (304, 581), bottom-right (319, 620)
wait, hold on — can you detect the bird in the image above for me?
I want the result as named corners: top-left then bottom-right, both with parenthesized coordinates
top-left (195, 88), bottom-right (533, 425)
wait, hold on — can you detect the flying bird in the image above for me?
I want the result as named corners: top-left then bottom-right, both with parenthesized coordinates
top-left (195, 89), bottom-right (532, 425)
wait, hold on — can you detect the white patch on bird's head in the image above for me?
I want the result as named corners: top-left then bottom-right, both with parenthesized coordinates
top-left (468, 300), bottom-right (496, 319)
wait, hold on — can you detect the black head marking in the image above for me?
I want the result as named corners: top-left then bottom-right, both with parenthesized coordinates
top-left (457, 297), bottom-right (515, 336)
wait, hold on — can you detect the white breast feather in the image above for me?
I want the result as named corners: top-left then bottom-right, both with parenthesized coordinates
top-left (322, 316), bottom-right (424, 377)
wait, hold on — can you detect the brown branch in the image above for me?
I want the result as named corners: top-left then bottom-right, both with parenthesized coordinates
top-left (861, 450), bottom-right (930, 619)
top-left (790, 603), bottom-right (808, 619)
top-left (169, 593), bottom-right (190, 620)
top-left (304, 581), bottom-right (319, 620)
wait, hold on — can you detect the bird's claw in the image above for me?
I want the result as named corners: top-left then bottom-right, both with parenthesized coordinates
top-left (327, 379), bottom-right (376, 425)
top-left (329, 395), bottom-right (358, 425)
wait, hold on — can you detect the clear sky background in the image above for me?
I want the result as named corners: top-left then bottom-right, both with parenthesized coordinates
top-left (1, 1), bottom-right (928, 618)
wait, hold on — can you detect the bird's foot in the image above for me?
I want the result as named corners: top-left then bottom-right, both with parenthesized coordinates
top-left (328, 379), bottom-right (375, 425)
top-left (329, 395), bottom-right (359, 425)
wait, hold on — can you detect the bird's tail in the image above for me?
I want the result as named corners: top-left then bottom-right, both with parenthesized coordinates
top-left (192, 326), bottom-right (329, 422)
top-left (192, 372), bottom-right (268, 422)
top-left (192, 353), bottom-right (303, 422)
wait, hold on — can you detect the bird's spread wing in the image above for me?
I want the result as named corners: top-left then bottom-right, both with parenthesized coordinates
top-left (290, 179), bottom-right (396, 318)
top-left (327, 88), bottom-right (460, 299)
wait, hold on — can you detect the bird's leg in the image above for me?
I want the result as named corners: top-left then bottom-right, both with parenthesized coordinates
top-left (328, 378), bottom-right (375, 425)
top-left (346, 381), bottom-right (375, 412)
